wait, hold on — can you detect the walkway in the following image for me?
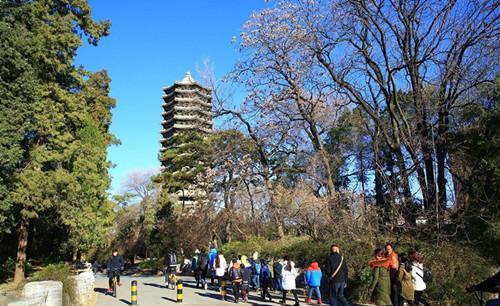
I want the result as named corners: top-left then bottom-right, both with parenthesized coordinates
top-left (94, 274), bottom-right (285, 306)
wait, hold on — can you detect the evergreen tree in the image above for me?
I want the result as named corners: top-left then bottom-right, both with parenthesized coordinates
top-left (0, 0), bottom-right (113, 283)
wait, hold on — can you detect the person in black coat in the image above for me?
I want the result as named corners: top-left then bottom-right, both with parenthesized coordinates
top-left (196, 248), bottom-right (210, 289)
top-left (325, 244), bottom-right (350, 306)
top-left (107, 249), bottom-right (124, 292)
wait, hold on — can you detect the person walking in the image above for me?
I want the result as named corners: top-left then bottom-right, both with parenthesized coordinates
top-left (305, 260), bottom-right (323, 305)
top-left (268, 256), bottom-right (276, 291)
top-left (408, 251), bottom-right (431, 306)
top-left (251, 255), bottom-right (262, 291)
top-left (209, 245), bottom-right (218, 286)
top-left (281, 255), bottom-right (300, 306)
top-left (215, 251), bottom-right (228, 301)
top-left (261, 259), bottom-right (273, 302)
top-left (241, 261), bottom-right (252, 303)
top-left (369, 249), bottom-right (392, 306)
top-left (197, 247), bottom-right (209, 290)
top-left (274, 257), bottom-right (284, 292)
top-left (398, 253), bottom-right (414, 305)
top-left (92, 259), bottom-right (100, 274)
top-left (325, 244), bottom-right (350, 306)
top-left (229, 258), bottom-right (244, 304)
top-left (164, 249), bottom-right (177, 288)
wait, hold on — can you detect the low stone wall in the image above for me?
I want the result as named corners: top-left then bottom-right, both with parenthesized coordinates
top-left (71, 271), bottom-right (95, 306)
top-left (6, 271), bottom-right (95, 306)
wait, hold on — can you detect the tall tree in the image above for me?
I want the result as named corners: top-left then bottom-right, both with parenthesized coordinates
top-left (0, 0), bottom-right (112, 283)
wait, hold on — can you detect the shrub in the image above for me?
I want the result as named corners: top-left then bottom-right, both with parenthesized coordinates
top-left (0, 258), bottom-right (16, 282)
top-left (32, 263), bottom-right (76, 306)
top-left (138, 258), bottom-right (163, 272)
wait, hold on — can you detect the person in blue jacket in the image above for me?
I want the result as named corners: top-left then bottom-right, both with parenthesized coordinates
top-left (305, 260), bottom-right (323, 304)
top-left (208, 245), bottom-right (218, 285)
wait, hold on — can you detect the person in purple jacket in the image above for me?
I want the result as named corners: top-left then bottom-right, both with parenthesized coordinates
top-left (305, 260), bottom-right (323, 305)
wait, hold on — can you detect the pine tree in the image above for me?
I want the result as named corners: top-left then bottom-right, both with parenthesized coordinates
top-left (0, 0), bottom-right (113, 283)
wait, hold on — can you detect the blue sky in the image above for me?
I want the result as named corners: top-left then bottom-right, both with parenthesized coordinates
top-left (76, 0), bottom-right (268, 194)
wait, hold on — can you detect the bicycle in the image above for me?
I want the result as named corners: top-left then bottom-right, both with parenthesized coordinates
top-left (165, 266), bottom-right (177, 290)
top-left (110, 269), bottom-right (119, 297)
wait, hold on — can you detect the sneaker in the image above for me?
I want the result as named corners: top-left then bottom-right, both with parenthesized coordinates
top-left (107, 288), bottom-right (113, 294)
top-left (204, 283), bottom-right (208, 290)
top-left (306, 298), bottom-right (312, 304)
top-left (317, 298), bottom-right (323, 305)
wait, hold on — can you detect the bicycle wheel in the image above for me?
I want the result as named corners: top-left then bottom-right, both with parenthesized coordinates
top-left (170, 276), bottom-right (176, 290)
top-left (112, 277), bottom-right (117, 297)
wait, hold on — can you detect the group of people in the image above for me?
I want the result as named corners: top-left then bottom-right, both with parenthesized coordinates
top-left (187, 244), bottom-right (351, 306)
top-left (368, 243), bottom-right (430, 306)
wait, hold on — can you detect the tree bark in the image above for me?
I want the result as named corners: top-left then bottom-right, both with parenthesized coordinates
top-left (14, 216), bottom-right (29, 285)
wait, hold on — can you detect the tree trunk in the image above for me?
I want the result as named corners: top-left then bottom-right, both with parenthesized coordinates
top-left (437, 110), bottom-right (448, 215)
top-left (14, 216), bottom-right (29, 285)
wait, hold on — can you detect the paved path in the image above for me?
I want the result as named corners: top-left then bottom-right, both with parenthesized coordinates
top-left (94, 274), bottom-right (289, 306)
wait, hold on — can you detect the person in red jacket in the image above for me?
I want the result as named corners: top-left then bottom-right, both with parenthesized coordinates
top-left (305, 261), bottom-right (323, 304)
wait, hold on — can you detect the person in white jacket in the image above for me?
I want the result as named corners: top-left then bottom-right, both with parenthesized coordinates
top-left (409, 251), bottom-right (430, 306)
top-left (215, 251), bottom-right (228, 301)
top-left (281, 255), bottom-right (300, 306)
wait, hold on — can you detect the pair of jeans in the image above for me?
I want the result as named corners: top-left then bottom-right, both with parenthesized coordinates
top-left (329, 282), bottom-right (350, 306)
top-left (252, 274), bottom-right (260, 289)
top-left (274, 277), bottom-right (283, 291)
top-left (308, 286), bottom-right (321, 299)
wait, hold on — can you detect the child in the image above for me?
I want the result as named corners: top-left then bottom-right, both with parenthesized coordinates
top-left (305, 260), bottom-right (323, 304)
top-left (229, 258), bottom-right (244, 303)
top-left (241, 262), bottom-right (252, 303)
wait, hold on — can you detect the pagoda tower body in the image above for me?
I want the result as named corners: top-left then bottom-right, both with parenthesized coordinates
top-left (160, 72), bottom-right (213, 208)
top-left (160, 72), bottom-right (213, 156)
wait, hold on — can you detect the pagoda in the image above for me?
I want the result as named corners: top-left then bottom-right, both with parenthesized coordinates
top-left (160, 72), bottom-right (213, 160)
top-left (159, 72), bottom-right (213, 209)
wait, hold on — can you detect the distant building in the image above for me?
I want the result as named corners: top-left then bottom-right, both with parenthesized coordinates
top-left (159, 72), bottom-right (213, 210)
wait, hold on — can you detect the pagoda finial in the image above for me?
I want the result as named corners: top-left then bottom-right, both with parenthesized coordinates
top-left (179, 71), bottom-right (195, 85)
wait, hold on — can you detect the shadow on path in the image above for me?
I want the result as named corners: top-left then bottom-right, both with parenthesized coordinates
top-left (162, 296), bottom-right (177, 303)
top-left (119, 299), bottom-right (131, 305)
top-left (143, 282), bottom-right (166, 289)
top-left (94, 287), bottom-right (108, 295)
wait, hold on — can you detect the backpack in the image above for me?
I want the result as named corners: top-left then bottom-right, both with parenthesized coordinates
top-left (169, 253), bottom-right (177, 266)
top-left (415, 265), bottom-right (432, 283)
top-left (261, 265), bottom-right (271, 279)
top-left (199, 253), bottom-right (209, 270)
top-left (252, 261), bottom-right (261, 275)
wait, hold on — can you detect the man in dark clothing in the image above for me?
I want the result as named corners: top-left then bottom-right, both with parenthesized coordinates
top-left (196, 248), bottom-right (210, 290)
top-left (325, 244), bottom-right (350, 306)
top-left (273, 257), bottom-right (283, 291)
top-left (107, 249), bottom-right (124, 293)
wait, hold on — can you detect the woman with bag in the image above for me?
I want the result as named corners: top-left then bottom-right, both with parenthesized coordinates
top-left (281, 255), bottom-right (300, 306)
top-left (325, 245), bottom-right (350, 306)
top-left (408, 251), bottom-right (431, 306)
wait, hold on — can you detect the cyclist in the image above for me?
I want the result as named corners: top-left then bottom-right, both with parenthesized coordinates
top-left (107, 249), bottom-right (124, 294)
top-left (164, 249), bottom-right (178, 288)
